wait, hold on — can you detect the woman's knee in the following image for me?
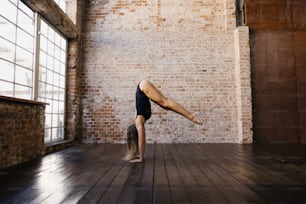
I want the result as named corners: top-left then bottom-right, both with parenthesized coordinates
top-left (159, 99), bottom-right (170, 110)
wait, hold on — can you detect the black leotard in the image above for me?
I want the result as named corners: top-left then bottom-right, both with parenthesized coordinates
top-left (136, 83), bottom-right (151, 121)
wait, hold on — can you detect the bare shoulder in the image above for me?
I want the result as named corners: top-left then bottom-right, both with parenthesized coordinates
top-left (139, 80), bottom-right (151, 86)
top-left (139, 80), bottom-right (153, 91)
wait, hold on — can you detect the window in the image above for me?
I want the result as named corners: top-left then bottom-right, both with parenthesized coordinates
top-left (0, 0), bottom-right (35, 100)
top-left (38, 19), bottom-right (67, 143)
top-left (54, 0), bottom-right (66, 12)
top-left (0, 0), bottom-right (67, 144)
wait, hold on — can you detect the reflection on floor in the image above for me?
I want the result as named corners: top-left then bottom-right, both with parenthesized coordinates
top-left (1, 143), bottom-right (306, 203)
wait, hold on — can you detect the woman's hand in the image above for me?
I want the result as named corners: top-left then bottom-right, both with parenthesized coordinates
top-left (129, 155), bottom-right (144, 164)
top-left (129, 156), bottom-right (144, 163)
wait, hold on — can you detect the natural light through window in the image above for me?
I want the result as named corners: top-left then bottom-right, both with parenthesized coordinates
top-left (0, 0), bottom-right (68, 144)
top-left (0, 0), bottom-right (35, 100)
top-left (38, 19), bottom-right (67, 143)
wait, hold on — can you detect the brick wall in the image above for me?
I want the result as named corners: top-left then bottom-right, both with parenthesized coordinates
top-left (0, 97), bottom-right (45, 169)
top-left (81, 0), bottom-right (253, 143)
top-left (66, 0), bottom-right (86, 141)
top-left (234, 26), bottom-right (253, 144)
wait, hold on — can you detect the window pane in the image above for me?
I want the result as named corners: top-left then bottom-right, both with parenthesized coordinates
top-left (39, 51), bottom-right (47, 68)
top-left (37, 96), bottom-right (46, 102)
top-left (59, 1), bottom-right (66, 12)
top-left (45, 128), bottom-right (51, 143)
top-left (46, 84), bottom-right (53, 99)
top-left (15, 65), bottom-right (32, 86)
top-left (39, 66), bottom-right (47, 82)
top-left (45, 113), bottom-right (52, 129)
top-left (0, 17), bottom-right (16, 42)
top-left (59, 101), bottom-right (64, 113)
top-left (0, 59), bottom-right (14, 81)
top-left (17, 28), bottom-right (34, 52)
top-left (38, 81), bottom-right (46, 99)
top-left (47, 41), bottom-right (54, 56)
top-left (54, 45), bottom-right (60, 61)
top-left (40, 35), bottom-right (47, 52)
top-left (17, 10), bottom-right (34, 36)
top-left (48, 27), bottom-right (54, 42)
top-left (15, 46), bottom-right (33, 69)
top-left (0, 1), bottom-right (17, 23)
top-left (54, 0), bottom-right (66, 12)
top-left (58, 114), bottom-right (64, 126)
top-left (10, 0), bottom-right (18, 5)
top-left (18, 2), bottom-right (34, 19)
top-left (46, 99), bottom-right (52, 113)
top-left (38, 82), bottom-right (46, 98)
top-left (59, 75), bottom-right (65, 88)
top-left (54, 59), bottom-right (60, 74)
top-left (60, 38), bottom-right (66, 49)
top-left (52, 101), bottom-right (59, 114)
top-left (54, 86), bottom-right (61, 100)
top-left (52, 114), bottom-right (59, 127)
top-left (46, 68), bottom-right (54, 83)
top-left (54, 32), bottom-right (61, 47)
top-left (47, 55), bottom-right (54, 69)
top-left (54, 73), bottom-right (60, 87)
top-left (0, 80), bottom-right (13, 97)
top-left (60, 49), bottom-right (66, 62)
top-left (15, 84), bottom-right (31, 100)
top-left (51, 128), bottom-right (57, 140)
top-left (57, 127), bottom-right (64, 139)
top-left (0, 37), bottom-right (15, 62)
top-left (59, 62), bottom-right (65, 75)
top-left (40, 20), bottom-right (48, 36)
top-left (60, 89), bottom-right (65, 102)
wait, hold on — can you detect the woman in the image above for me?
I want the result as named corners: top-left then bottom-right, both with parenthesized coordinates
top-left (124, 80), bottom-right (202, 163)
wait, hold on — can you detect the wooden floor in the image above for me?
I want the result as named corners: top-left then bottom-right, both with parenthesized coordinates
top-left (1, 144), bottom-right (306, 203)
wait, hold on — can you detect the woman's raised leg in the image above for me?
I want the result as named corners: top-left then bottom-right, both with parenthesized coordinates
top-left (139, 80), bottom-right (202, 125)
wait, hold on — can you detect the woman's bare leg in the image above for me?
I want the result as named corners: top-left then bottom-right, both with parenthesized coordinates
top-left (139, 80), bottom-right (202, 125)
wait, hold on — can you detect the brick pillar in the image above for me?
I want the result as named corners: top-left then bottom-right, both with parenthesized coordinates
top-left (234, 26), bottom-right (253, 144)
top-left (65, 0), bottom-right (85, 141)
top-left (224, 0), bottom-right (236, 30)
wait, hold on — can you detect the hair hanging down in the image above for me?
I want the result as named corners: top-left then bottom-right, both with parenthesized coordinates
top-left (123, 124), bottom-right (139, 161)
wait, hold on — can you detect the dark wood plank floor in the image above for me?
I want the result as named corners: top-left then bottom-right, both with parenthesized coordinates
top-left (1, 144), bottom-right (306, 203)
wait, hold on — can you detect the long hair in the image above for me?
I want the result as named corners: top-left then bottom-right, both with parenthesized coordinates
top-left (123, 124), bottom-right (139, 161)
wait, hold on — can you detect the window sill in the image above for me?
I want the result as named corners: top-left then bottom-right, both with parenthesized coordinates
top-left (44, 139), bottom-right (75, 154)
top-left (0, 95), bottom-right (48, 106)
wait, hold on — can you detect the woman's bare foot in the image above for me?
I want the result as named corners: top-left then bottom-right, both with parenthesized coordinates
top-left (191, 115), bottom-right (203, 125)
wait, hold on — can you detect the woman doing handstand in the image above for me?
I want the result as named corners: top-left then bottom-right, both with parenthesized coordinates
top-left (124, 80), bottom-right (202, 163)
